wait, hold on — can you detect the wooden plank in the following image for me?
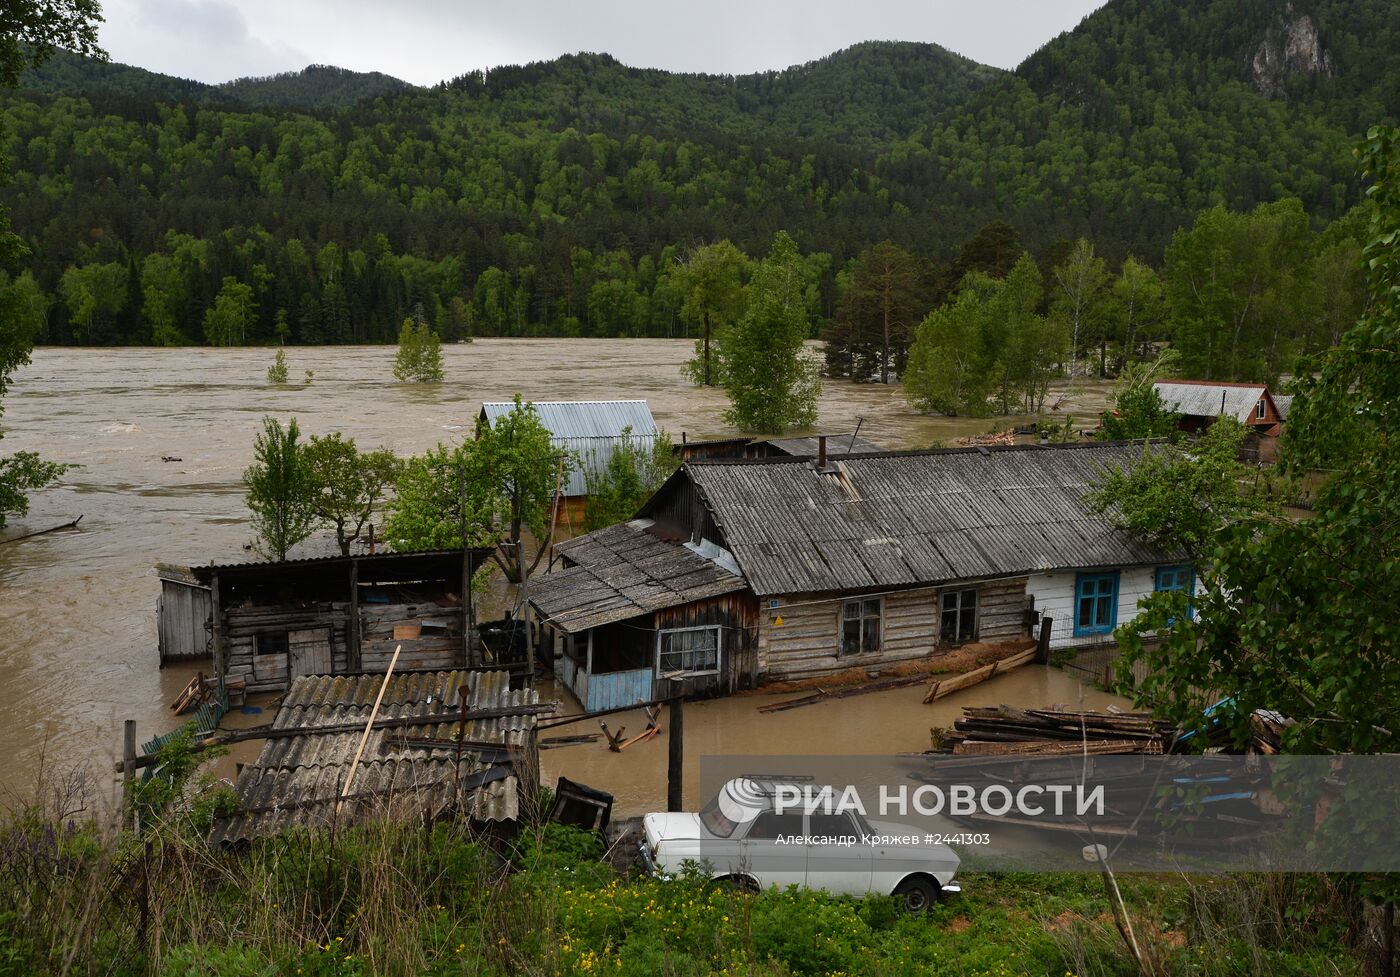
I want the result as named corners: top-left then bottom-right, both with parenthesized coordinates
top-left (922, 647), bottom-right (1037, 703)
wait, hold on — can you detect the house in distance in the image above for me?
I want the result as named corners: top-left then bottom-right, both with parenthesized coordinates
top-left (480, 399), bottom-right (660, 528)
top-left (528, 439), bottom-right (1193, 711)
top-left (1153, 380), bottom-right (1287, 462)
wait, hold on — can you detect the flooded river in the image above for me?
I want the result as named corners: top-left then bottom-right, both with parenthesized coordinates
top-left (0, 341), bottom-right (1112, 803)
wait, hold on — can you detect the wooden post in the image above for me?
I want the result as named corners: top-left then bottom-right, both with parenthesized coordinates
top-left (348, 558), bottom-right (361, 672)
top-left (519, 538), bottom-right (535, 685)
top-left (1035, 616), bottom-right (1054, 665)
top-left (209, 570), bottom-right (223, 680)
top-left (467, 551), bottom-right (478, 666)
top-left (667, 691), bottom-right (684, 812)
top-left (122, 719), bottom-right (137, 821)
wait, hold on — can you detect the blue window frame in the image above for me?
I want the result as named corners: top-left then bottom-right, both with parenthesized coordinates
top-left (1155, 565), bottom-right (1195, 624)
top-left (1075, 571), bottom-right (1120, 636)
top-left (1155, 565), bottom-right (1193, 594)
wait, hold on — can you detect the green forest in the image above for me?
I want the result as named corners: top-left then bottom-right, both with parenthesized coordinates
top-left (0, 0), bottom-right (1396, 380)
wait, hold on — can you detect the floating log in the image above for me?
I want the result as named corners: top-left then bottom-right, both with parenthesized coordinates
top-left (922, 647), bottom-right (1037, 703)
top-left (0, 515), bottom-right (83, 546)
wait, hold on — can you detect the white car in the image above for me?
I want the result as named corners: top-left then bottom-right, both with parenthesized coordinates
top-left (640, 777), bottom-right (961, 913)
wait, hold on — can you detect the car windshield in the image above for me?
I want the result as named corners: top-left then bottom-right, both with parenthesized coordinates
top-left (699, 793), bottom-right (740, 838)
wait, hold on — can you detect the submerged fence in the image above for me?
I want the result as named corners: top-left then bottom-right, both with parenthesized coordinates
top-left (139, 682), bottom-right (230, 781)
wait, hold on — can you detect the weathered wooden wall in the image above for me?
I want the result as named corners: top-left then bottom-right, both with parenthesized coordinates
top-left (157, 574), bottom-right (211, 664)
top-left (653, 591), bottom-right (760, 697)
top-left (756, 579), bottom-right (1030, 682)
top-left (358, 601), bottom-right (464, 672)
top-left (224, 602), bottom-right (351, 693)
top-left (222, 600), bottom-right (463, 692)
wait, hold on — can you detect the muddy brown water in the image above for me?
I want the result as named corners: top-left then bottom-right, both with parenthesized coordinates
top-left (0, 341), bottom-right (1112, 805)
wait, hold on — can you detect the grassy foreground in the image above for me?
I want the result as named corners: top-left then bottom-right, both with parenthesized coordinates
top-left (0, 798), bottom-right (1365, 977)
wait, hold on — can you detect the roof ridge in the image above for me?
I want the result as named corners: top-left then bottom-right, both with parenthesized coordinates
top-left (684, 439), bottom-right (1163, 466)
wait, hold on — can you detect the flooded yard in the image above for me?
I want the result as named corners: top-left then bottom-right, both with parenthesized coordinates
top-left (0, 340), bottom-right (1113, 800)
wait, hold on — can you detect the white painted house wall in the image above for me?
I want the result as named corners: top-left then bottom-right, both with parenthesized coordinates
top-left (1026, 566), bottom-right (1183, 649)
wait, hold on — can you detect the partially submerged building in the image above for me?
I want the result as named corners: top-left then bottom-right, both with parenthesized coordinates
top-left (1153, 380), bottom-right (1287, 463)
top-left (158, 548), bottom-right (494, 693)
top-left (480, 399), bottom-right (659, 526)
top-left (530, 441), bottom-right (1190, 709)
top-left (211, 667), bottom-right (538, 844)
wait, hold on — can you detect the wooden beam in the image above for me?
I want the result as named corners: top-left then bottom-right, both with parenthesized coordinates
top-left (209, 570), bottom-right (224, 680)
top-left (337, 643), bottom-right (402, 816)
top-left (349, 558), bottom-right (361, 672)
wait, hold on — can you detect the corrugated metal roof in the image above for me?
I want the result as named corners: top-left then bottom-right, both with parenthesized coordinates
top-left (192, 547), bottom-right (492, 580)
top-left (529, 520), bottom-right (746, 633)
top-left (1154, 382), bottom-right (1269, 422)
top-left (1273, 394), bottom-right (1294, 420)
top-left (481, 400), bottom-right (659, 498)
top-left (661, 442), bottom-right (1168, 596)
top-left (760, 434), bottom-right (885, 457)
top-left (211, 669), bottom-right (536, 844)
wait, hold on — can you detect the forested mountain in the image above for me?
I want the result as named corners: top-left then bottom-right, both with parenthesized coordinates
top-left (17, 51), bottom-right (417, 109)
top-left (1, 0), bottom-right (1396, 351)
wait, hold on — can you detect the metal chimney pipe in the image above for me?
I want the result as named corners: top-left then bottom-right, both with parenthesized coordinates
top-left (818, 435), bottom-right (827, 470)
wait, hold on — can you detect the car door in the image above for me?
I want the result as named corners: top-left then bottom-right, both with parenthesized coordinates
top-left (804, 810), bottom-right (873, 896)
top-left (738, 810), bottom-right (807, 889)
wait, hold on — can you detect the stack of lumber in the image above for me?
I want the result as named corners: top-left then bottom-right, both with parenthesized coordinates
top-left (933, 705), bottom-right (1177, 756)
top-left (957, 429), bottom-right (1016, 447)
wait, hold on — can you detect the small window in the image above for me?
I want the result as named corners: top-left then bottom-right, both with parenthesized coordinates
top-left (1075, 572), bottom-right (1120, 636)
top-left (840, 598), bottom-right (882, 655)
top-left (1155, 565), bottom-right (1195, 625)
top-left (808, 811), bottom-right (860, 843)
top-left (657, 626), bottom-right (721, 678)
top-left (1256, 399), bottom-right (1266, 419)
top-left (255, 630), bottom-right (289, 655)
top-left (940, 588), bottom-right (978, 645)
top-left (1155, 566), bottom-right (1193, 594)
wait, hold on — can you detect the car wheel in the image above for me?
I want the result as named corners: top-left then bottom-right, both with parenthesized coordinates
top-left (711, 874), bottom-right (759, 895)
top-left (894, 876), bottom-right (939, 914)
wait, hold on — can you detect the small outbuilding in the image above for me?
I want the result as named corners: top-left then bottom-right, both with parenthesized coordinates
top-left (158, 548), bottom-right (494, 694)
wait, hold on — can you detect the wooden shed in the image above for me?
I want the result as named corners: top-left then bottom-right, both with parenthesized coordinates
top-left (164, 548), bottom-right (493, 693)
top-left (530, 441), bottom-right (1190, 707)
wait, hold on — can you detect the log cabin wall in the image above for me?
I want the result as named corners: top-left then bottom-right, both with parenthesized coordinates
top-left (222, 600), bottom-right (465, 692)
top-left (357, 601), bottom-right (465, 672)
top-left (224, 602), bottom-right (350, 693)
top-left (756, 578), bottom-right (1030, 683)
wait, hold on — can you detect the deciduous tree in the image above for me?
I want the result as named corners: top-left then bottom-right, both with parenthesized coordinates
top-left (304, 433), bottom-right (402, 555)
top-left (243, 416), bottom-right (317, 561)
top-left (718, 231), bottom-right (822, 434)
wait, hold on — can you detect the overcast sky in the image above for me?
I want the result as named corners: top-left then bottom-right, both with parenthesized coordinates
top-left (99, 0), bottom-right (1111, 86)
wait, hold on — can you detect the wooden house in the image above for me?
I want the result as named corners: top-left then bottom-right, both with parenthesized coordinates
top-left (529, 441), bottom-right (1192, 710)
top-left (159, 548), bottom-right (493, 693)
top-left (1153, 381), bottom-right (1287, 463)
top-left (480, 399), bottom-right (659, 528)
